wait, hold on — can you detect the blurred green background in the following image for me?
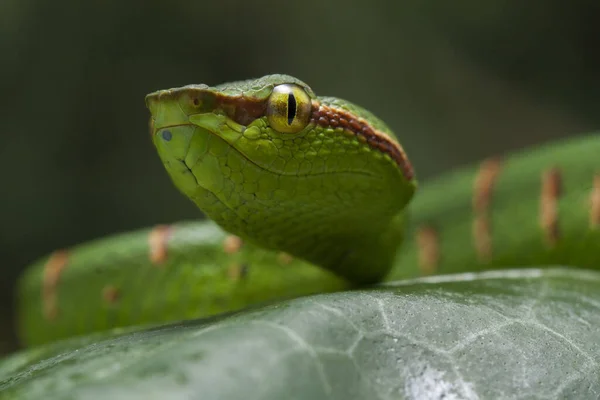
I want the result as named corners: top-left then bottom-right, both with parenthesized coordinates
top-left (2, 0), bottom-right (599, 355)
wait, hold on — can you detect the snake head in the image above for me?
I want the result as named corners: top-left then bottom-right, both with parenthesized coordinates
top-left (145, 74), bottom-right (416, 283)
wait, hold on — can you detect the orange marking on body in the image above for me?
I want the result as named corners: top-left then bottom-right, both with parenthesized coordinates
top-left (472, 216), bottom-right (492, 262)
top-left (472, 157), bottom-right (502, 214)
top-left (539, 167), bottom-right (562, 246)
top-left (42, 250), bottom-right (69, 321)
top-left (149, 225), bottom-right (173, 265)
top-left (416, 226), bottom-right (439, 275)
top-left (223, 235), bottom-right (243, 254)
top-left (227, 263), bottom-right (249, 281)
top-left (472, 157), bottom-right (503, 261)
top-left (277, 252), bottom-right (294, 265)
top-left (590, 174), bottom-right (600, 229)
top-left (102, 285), bottom-right (121, 305)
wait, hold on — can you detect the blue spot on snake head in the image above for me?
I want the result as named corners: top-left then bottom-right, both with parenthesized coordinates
top-left (161, 130), bottom-right (172, 141)
top-left (152, 124), bottom-right (220, 201)
top-left (153, 126), bottom-right (196, 174)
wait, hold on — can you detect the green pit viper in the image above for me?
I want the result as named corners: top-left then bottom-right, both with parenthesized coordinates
top-left (17, 74), bottom-right (600, 347)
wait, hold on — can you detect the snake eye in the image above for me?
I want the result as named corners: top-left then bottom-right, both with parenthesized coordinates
top-left (266, 84), bottom-right (312, 133)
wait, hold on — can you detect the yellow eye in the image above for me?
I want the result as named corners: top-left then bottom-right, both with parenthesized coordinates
top-left (266, 84), bottom-right (312, 133)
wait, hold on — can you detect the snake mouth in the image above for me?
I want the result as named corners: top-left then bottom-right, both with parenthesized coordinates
top-left (151, 121), bottom-right (195, 134)
top-left (152, 114), bottom-right (247, 168)
top-left (153, 113), bottom-right (379, 183)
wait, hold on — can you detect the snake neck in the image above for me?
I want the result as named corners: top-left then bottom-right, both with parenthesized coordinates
top-left (191, 183), bottom-right (408, 284)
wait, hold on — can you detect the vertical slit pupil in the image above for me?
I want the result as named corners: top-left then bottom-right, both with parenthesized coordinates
top-left (287, 94), bottom-right (297, 125)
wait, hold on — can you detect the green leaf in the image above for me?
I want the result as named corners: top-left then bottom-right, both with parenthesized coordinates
top-left (2, 268), bottom-right (600, 399)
